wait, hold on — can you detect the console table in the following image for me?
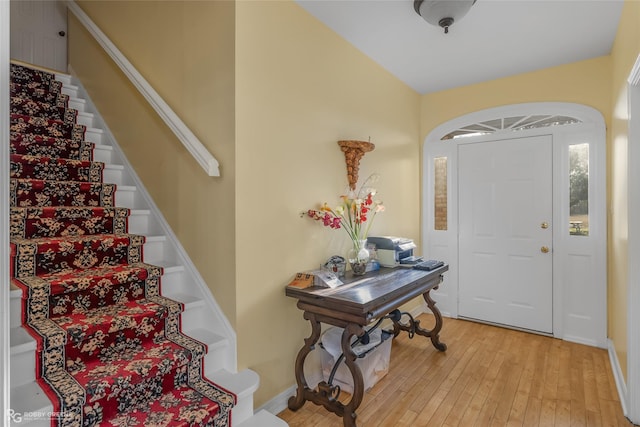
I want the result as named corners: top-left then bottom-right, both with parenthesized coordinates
top-left (285, 265), bottom-right (448, 427)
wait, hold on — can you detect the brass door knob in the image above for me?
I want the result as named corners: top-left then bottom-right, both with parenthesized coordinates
top-left (541, 222), bottom-right (549, 229)
top-left (541, 246), bottom-right (550, 253)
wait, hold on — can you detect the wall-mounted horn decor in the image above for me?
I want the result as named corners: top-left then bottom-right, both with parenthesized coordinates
top-left (337, 139), bottom-right (375, 190)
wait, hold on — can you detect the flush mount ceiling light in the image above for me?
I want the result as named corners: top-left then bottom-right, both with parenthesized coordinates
top-left (414, 0), bottom-right (477, 34)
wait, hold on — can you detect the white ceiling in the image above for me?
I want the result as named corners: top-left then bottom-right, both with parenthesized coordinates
top-left (295, 0), bottom-right (624, 94)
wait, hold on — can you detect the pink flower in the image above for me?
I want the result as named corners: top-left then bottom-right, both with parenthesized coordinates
top-left (302, 174), bottom-right (384, 243)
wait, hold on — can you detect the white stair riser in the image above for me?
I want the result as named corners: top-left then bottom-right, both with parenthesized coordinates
top-left (84, 128), bottom-right (103, 145)
top-left (159, 268), bottom-right (186, 292)
top-left (232, 396), bottom-right (255, 425)
top-left (114, 187), bottom-right (139, 209)
top-left (76, 112), bottom-right (94, 128)
top-left (60, 85), bottom-right (79, 99)
top-left (93, 146), bottom-right (113, 164)
top-left (127, 212), bottom-right (152, 235)
top-left (10, 347), bottom-right (36, 387)
top-left (56, 75), bottom-right (73, 86)
top-left (102, 167), bottom-right (125, 186)
top-left (143, 238), bottom-right (168, 264)
top-left (68, 98), bottom-right (87, 112)
top-left (10, 293), bottom-right (22, 328)
top-left (202, 345), bottom-right (233, 375)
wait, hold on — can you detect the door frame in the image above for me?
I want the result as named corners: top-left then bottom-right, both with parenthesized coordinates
top-left (422, 102), bottom-right (607, 347)
top-left (625, 55), bottom-right (640, 424)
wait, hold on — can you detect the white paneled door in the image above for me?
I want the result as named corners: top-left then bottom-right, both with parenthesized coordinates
top-left (10, 0), bottom-right (67, 71)
top-left (458, 135), bottom-right (553, 333)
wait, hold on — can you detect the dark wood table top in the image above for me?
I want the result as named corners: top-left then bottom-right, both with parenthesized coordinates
top-left (286, 265), bottom-right (448, 325)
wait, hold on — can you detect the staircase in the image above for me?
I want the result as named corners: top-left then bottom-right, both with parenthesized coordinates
top-left (8, 62), bottom-right (287, 427)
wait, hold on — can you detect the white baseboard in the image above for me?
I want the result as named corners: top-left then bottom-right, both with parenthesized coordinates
top-left (258, 303), bottom-right (428, 416)
top-left (608, 338), bottom-right (629, 418)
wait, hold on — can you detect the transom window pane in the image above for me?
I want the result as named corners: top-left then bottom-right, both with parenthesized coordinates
top-left (441, 114), bottom-right (582, 140)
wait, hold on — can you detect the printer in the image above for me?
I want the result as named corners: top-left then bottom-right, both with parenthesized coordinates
top-left (366, 236), bottom-right (419, 267)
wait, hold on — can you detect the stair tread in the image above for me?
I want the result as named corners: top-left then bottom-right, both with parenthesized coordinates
top-left (208, 369), bottom-right (259, 399)
top-left (183, 328), bottom-right (228, 350)
top-left (10, 178), bottom-right (116, 209)
top-left (108, 382), bottom-right (232, 427)
top-left (11, 153), bottom-right (97, 166)
top-left (10, 206), bottom-right (130, 239)
top-left (13, 262), bottom-right (161, 297)
top-left (236, 410), bottom-right (288, 427)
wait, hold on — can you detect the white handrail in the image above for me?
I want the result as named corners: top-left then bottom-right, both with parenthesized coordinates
top-left (65, 0), bottom-right (220, 177)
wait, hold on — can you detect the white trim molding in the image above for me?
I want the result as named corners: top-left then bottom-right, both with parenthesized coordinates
top-left (423, 102), bottom-right (607, 348)
top-left (1, 1), bottom-right (11, 423)
top-left (625, 54), bottom-right (640, 424)
top-left (608, 339), bottom-right (629, 418)
top-left (64, 0), bottom-right (221, 177)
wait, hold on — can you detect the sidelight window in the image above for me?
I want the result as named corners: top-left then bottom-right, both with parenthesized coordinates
top-left (434, 157), bottom-right (447, 230)
top-left (569, 143), bottom-right (589, 236)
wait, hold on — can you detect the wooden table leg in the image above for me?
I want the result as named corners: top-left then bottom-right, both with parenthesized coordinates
top-left (339, 323), bottom-right (366, 427)
top-left (392, 280), bottom-right (447, 352)
top-left (420, 286), bottom-right (447, 351)
top-left (287, 311), bottom-right (322, 411)
top-left (287, 312), bottom-right (367, 427)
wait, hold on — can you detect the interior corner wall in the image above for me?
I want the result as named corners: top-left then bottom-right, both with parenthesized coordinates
top-left (609, 0), bottom-right (640, 383)
top-left (67, 1), bottom-right (237, 324)
top-left (234, 1), bottom-right (421, 407)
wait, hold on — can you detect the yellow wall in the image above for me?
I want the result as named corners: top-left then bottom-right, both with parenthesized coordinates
top-left (421, 56), bottom-right (612, 141)
top-left (69, 1), bottom-right (238, 322)
top-left (69, 0), bottom-right (422, 407)
top-left (235, 2), bottom-right (421, 406)
top-left (609, 0), bottom-right (640, 381)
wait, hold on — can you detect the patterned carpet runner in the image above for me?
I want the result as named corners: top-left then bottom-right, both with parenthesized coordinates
top-left (9, 63), bottom-right (236, 427)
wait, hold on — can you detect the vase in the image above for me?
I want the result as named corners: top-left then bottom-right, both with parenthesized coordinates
top-left (348, 239), bottom-right (370, 276)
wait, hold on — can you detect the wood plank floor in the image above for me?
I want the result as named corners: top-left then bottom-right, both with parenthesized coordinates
top-left (278, 314), bottom-right (634, 426)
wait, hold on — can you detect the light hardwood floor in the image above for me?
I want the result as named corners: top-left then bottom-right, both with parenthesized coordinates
top-left (278, 314), bottom-right (634, 426)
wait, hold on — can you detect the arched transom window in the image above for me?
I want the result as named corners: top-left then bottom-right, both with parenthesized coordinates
top-left (441, 114), bottom-right (582, 140)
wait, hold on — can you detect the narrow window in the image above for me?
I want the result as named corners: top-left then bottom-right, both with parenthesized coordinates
top-left (569, 143), bottom-right (589, 236)
top-left (434, 157), bottom-right (448, 230)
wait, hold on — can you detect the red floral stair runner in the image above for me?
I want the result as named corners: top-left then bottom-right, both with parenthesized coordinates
top-left (9, 63), bottom-right (235, 427)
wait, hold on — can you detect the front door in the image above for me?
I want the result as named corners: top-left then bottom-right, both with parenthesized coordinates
top-left (458, 134), bottom-right (553, 333)
top-left (10, 0), bottom-right (67, 71)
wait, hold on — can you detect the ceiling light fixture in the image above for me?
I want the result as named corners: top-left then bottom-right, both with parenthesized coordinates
top-left (413, 0), bottom-right (477, 34)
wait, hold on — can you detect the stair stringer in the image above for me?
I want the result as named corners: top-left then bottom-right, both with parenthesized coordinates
top-left (62, 68), bottom-right (239, 373)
